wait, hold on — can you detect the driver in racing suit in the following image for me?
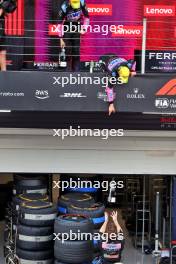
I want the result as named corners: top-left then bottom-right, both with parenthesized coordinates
top-left (99, 54), bottom-right (136, 116)
top-left (58, 0), bottom-right (89, 71)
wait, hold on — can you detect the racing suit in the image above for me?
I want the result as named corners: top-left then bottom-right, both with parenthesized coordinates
top-left (58, 0), bottom-right (89, 71)
top-left (99, 54), bottom-right (136, 104)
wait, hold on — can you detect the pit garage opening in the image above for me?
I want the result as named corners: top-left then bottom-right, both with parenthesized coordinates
top-left (0, 173), bottom-right (175, 264)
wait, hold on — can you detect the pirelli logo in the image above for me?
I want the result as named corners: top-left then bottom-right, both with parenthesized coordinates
top-left (156, 79), bottom-right (176, 96)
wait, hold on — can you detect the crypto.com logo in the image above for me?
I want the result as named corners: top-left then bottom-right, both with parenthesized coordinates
top-left (156, 79), bottom-right (176, 96)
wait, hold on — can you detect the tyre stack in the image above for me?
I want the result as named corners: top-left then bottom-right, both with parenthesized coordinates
top-left (13, 174), bottom-right (49, 195)
top-left (16, 200), bottom-right (57, 264)
top-left (67, 202), bottom-right (105, 256)
top-left (58, 193), bottom-right (105, 258)
top-left (54, 215), bottom-right (94, 264)
top-left (58, 175), bottom-right (105, 260)
top-left (11, 174), bottom-right (49, 237)
top-left (58, 192), bottom-right (95, 214)
top-left (4, 174), bottom-right (51, 260)
top-left (12, 193), bottom-right (49, 234)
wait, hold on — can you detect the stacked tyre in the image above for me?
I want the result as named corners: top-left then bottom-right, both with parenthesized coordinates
top-left (67, 203), bottom-right (105, 255)
top-left (67, 203), bottom-right (105, 230)
top-left (58, 193), bottom-right (95, 214)
top-left (13, 174), bottom-right (48, 195)
top-left (4, 174), bottom-right (50, 260)
top-left (58, 193), bottom-right (105, 256)
top-left (16, 200), bottom-right (57, 264)
top-left (54, 214), bottom-right (94, 264)
top-left (11, 173), bottom-right (49, 233)
top-left (12, 193), bottom-right (49, 233)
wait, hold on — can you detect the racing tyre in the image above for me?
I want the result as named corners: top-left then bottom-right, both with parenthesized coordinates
top-left (58, 193), bottom-right (94, 214)
top-left (54, 214), bottom-right (93, 237)
top-left (19, 200), bottom-right (57, 226)
top-left (16, 224), bottom-right (54, 251)
top-left (54, 239), bottom-right (93, 263)
top-left (67, 203), bottom-right (105, 229)
top-left (16, 247), bottom-right (53, 263)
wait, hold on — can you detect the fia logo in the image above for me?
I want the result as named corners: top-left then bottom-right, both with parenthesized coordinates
top-left (155, 98), bottom-right (169, 109)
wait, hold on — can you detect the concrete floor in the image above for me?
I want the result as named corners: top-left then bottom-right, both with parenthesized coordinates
top-left (117, 210), bottom-right (158, 264)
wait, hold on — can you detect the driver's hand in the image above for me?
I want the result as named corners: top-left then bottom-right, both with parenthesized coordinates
top-left (109, 103), bottom-right (116, 116)
top-left (131, 71), bottom-right (136, 77)
top-left (0, 9), bottom-right (3, 16)
top-left (111, 211), bottom-right (118, 222)
top-left (60, 39), bottom-right (66, 49)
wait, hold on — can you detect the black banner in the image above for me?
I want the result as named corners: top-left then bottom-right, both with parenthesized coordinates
top-left (0, 72), bottom-right (176, 113)
top-left (145, 50), bottom-right (176, 73)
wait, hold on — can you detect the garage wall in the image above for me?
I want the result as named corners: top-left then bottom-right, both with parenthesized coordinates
top-left (0, 129), bottom-right (175, 175)
top-left (0, 174), bottom-right (13, 184)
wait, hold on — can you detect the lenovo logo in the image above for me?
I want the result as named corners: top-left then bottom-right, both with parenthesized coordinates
top-left (112, 25), bottom-right (143, 37)
top-left (144, 5), bottom-right (175, 16)
top-left (87, 4), bottom-right (112, 16)
top-left (156, 79), bottom-right (176, 96)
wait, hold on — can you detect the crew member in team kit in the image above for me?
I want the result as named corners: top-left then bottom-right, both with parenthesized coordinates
top-left (58, 0), bottom-right (89, 71)
top-left (0, 0), bottom-right (16, 71)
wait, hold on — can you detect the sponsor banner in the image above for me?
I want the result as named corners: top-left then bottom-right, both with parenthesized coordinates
top-left (87, 4), bottom-right (112, 16)
top-left (144, 50), bottom-right (176, 73)
top-left (0, 72), bottom-right (175, 113)
top-left (144, 5), bottom-right (175, 17)
top-left (112, 25), bottom-right (143, 38)
top-left (118, 76), bottom-right (176, 112)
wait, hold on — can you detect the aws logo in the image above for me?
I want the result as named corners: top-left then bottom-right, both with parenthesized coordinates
top-left (156, 79), bottom-right (176, 96)
top-left (35, 90), bottom-right (50, 100)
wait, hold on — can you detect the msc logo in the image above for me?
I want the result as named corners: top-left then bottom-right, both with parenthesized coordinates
top-left (35, 90), bottom-right (49, 100)
top-left (155, 98), bottom-right (169, 109)
top-left (156, 79), bottom-right (176, 96)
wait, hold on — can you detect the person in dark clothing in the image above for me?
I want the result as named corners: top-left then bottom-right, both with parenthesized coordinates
top-left (58, 0), bottom-right (89, 71)
top-left (0, 7), bottom-right (6, 71)
top-left (0, 0), bottom-right (17, 71)
top-left (99, 54), bottom-right (136, 116)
